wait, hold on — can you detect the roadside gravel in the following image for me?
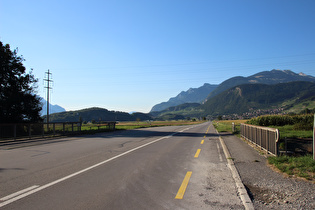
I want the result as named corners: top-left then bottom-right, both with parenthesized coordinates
top-left (220, 132), bottom-right (315, 210)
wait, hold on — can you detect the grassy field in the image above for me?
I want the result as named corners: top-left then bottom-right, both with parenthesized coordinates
top-left (213, 120), bottom-right (247, 137)
top-left (81, 120), bottom-right (206, 131)
top-left (268, 155), bottom-right (315, 182)
top-left (269, 125), bottom-right (313, 139)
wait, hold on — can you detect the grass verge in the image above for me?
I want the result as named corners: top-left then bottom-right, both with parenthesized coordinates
top-left (269, 125), bottom-right (313, 139)
top-left (268, 155), bottom-right (315, 181)
top-left (213, 120), bottom-right (247, 137)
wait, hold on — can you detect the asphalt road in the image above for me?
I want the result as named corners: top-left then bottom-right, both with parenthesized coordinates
top-left (0, 122), bottom-right (244, 209)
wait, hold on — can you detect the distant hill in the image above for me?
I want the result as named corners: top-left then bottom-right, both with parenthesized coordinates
top-left (131, 112), bottom-right (153, 121)
top-left (201, 81), bottom-right (315, 115)
top-left (205, 70), bottom-right (315, 101)
top-left (40, 98), bottom-right (66, 116)
top-left (150, 83), bottom-right (218, 112)
top-left (150, 69), bottom-right (315, 114)
top-left (48, 107), bottom-right (152, 122)
top-left (151, 103), bottom-right (203, 120)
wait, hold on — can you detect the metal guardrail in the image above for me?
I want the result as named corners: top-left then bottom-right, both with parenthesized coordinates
top-left (240, 123), bottom-right (279, 156)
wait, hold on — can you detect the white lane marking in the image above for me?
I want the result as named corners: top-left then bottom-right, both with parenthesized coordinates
top-left (178, 128), bottom-right (190, 132)
top-left (0, 126), bottom-right (196, 208)
top-left (216, 142), bottom-right (223, 162)
top-left (0, 185), bottom-right (39, 201)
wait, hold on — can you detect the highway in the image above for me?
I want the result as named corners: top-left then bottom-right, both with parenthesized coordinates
top-left (0, 122), bottom-right (244, 209)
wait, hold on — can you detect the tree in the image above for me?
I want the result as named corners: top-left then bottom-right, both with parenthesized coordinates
top-left (0, 41), bottom-right (42, 123)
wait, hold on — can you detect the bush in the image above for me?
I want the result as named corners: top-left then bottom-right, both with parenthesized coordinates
top-left (293, 122), bottom-right (313, 131)
top-left (247, 114), bottom-right (314, 130)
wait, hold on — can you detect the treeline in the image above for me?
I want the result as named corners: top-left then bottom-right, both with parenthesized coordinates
top-left (48, 107), bottom-right (153, 123)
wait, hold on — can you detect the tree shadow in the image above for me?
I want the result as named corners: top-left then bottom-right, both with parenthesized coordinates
top-left (1, 126), bottom-right (220, 147)
top-left (88, 128), bottom-right (220, 139)
top-left (0, 168), bottom-right (25, 173)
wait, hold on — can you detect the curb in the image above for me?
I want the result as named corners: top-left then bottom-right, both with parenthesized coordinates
top-left (217, 131), bottom-right (254, 210)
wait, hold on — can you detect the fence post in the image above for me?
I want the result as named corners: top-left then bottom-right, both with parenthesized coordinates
top-left (275, 129), bottom-right (279, 156)
top-left (14, 124), bottom-right (17, 140)
top-left (29, 124), bottom-right (31, 139)
top-left (260, 129), bottom-right (262, 150)
top-left (232, 122), bottom-right (235, 133)
top-left (285, 137), bottom-right (288, 156)
top-left (266, 130), bottom-right (270, 154)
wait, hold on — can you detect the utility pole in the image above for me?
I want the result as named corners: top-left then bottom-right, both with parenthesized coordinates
top-left (44, 70), bottom-right (53, 130)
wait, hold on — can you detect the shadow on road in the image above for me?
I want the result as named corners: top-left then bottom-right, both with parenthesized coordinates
top-left (88, 128), bottom-right (219, 139)
top-left (0, 125), bottom-right (219, 148)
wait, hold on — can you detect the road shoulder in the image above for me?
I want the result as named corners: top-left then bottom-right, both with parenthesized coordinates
top-left (219, 132), bottom-right (315, 209)
top-left (216, 132), bottom-right (254, 210)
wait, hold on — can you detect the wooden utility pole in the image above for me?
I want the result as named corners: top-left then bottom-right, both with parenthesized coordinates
top-left (44, 70), bottom-right (53, 130)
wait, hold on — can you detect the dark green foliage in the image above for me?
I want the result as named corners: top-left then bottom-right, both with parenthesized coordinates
top-left (299, 108), bottom-right (315, 114)
top-left (247, 114), bottom-right (314, 130)
top-left (131, 112), bottom-right (153, 121)
top-left (0, 41), bottom-right (42, 123)
top-left (157, 113), bottom-right (185, 121)
top-left (48, 107), bottom-right (153, 122)
top-left (163, 103), bottom-right (201, 112)
top-left (293, 122), bottom-right (313, 131)
top-left (150, 103), bottom-right (203, 120)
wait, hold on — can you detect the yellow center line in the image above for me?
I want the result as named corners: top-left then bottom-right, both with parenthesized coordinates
top-left (194, 149), bottom-right (201, 158)
top-left (204, 135), bottom-right (206, 138)
top-left (175, 171), bottom-right (192, 199)
top-left (201, 140), bottom-right (204, 144)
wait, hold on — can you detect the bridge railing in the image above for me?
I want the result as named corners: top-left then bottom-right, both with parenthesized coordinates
top-left (0, 122), bottom-right (83, 141)
top-left (0, 122), bottom-right (118, 141)
top-left (240, 123), bottom-right (279, 156)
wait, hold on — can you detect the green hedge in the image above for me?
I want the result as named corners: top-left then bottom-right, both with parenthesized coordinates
top-left (247, 114), bottom-right (314, 130)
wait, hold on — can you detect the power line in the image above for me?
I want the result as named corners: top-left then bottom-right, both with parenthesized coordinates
top-left (51, 52), bottom-right (315, 71)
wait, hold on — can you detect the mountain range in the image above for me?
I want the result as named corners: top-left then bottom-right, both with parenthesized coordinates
top-left (47, 69), bottom-right (315, 122)
top-left (201, 81), bottom-right (315, 116)
top-left (40, 98), bottom-right (66, 116)
top-left (204, 69), bottom-right (315, 102)
top-left (150, 83), bottom-right (218, 112)
top-left (150, 69), bottom-right (315, 119)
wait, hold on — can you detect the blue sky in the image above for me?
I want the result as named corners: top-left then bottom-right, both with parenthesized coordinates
top-left (1, 0), bottom-right (315, 113)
